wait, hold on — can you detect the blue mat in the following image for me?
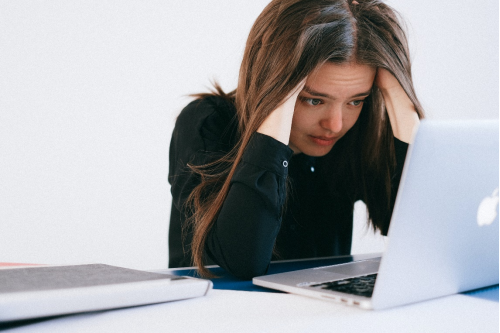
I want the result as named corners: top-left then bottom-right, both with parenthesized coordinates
top-left (463, 285), bottom-right (499, 302)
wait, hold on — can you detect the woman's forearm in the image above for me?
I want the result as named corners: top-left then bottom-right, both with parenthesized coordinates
top-left (205, 133), bottom-right (292, 279)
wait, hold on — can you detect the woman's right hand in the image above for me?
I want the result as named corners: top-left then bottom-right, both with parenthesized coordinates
top-left (256, 79), bottom-right (306, 145)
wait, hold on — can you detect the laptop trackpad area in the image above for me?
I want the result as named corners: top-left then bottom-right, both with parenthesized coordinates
top-left (317, 259), bottom-right (381, 277)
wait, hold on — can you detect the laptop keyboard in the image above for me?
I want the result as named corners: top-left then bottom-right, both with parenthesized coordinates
top-left (310, 274), bottom-right (377, 298)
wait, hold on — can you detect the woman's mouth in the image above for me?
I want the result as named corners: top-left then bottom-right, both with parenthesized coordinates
top-left (309, 135), bottom-right (337, 146)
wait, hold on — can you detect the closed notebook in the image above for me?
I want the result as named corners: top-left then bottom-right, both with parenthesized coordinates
top-left (0, 263), bottom-right (212, 322)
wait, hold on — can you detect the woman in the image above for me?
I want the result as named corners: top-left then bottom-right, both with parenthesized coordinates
top-left (169, 0), bottom-right (424, 279)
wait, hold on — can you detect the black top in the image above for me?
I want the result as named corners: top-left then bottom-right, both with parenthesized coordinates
top-left (168, 95), bottom-right (409, 279)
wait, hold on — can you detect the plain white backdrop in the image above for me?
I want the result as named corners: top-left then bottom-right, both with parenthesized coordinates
top-left (0, 1), bottom-right (498, 270)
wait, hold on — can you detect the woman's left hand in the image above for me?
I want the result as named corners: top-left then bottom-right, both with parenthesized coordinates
top-left (375, 68), bottom-right (420, 144)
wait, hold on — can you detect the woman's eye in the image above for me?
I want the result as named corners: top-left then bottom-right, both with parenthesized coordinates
top-left (349, 100), bottom-right (364, 107)
top-left (303, 98), bottom-right (322, 106)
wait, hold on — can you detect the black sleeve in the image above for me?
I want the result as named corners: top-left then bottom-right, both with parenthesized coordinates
top-left (205, 133), bottom-right (292, 279)
top-left (168, 97), bottom-right (293, 279)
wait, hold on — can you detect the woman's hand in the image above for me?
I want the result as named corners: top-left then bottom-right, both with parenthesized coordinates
top-left (257, 79), bottom-right (306, 145)
top-left (376, 68), bottom-right (420, 144)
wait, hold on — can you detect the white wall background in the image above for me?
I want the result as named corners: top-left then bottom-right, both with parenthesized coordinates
top-left (0, 0), bottom-right (497, 270)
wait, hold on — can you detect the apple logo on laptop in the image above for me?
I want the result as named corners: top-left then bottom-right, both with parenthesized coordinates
top-left (477, 188), bottom-right (499, 226)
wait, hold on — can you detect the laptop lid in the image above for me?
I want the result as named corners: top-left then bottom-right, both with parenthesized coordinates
top-left (371, 119), bottom-right (499, 309)
top-left (253, 119), bottom-right (499, 310)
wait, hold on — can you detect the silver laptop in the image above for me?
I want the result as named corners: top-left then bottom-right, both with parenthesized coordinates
top-left (253, 119), bottom-right (499, 310)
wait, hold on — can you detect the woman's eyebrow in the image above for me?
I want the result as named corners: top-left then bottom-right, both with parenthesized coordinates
top-left (303, 86), bottom-right (332, 98)
top-left (350, 91), bottom-right (371, 98)
top-left (303, 85), bottom-right (371, 99)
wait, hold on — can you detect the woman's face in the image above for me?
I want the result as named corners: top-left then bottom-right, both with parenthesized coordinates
top-left (289, 62), bottom-right (376, 156)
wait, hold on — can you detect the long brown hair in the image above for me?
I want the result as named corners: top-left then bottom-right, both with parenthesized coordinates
top-left (185, 0), bottom-right (424, 277)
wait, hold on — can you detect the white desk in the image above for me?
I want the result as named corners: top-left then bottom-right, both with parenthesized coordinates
top-left (5, 288), bottom-right (498, 332)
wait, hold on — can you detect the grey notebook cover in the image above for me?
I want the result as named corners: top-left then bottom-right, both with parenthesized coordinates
top-left (0, 264), bottom-right (184, 293)
top-left (0, 264), bottom-right (212, 322)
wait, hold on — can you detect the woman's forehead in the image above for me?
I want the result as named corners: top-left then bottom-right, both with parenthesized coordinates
top-left (305, 62), bottom-right (376, 97)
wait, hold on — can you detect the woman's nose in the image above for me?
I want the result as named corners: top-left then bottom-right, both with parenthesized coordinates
top-left (320, 107), bottom-right (343, 133)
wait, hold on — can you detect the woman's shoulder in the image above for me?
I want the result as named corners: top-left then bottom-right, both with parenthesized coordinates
top-left (174, 94), bottom-right (239, 148)
top-left (176, 95), bottom-right (235, 127)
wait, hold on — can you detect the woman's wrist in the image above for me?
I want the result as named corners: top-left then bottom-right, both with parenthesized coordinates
top-left (256, 101), bottom-right (295, 145)
top-left (378, 79), bottom-right (420, 144)
top-left (257, 81), bottom-right (305, 145)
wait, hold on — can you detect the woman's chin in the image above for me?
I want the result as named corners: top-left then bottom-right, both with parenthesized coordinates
top-left (294, 143), bottom-right (335, 157)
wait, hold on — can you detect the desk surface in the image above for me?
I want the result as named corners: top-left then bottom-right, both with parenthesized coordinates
top-left (2, 254), bottom-right (498, 333)
top-left (4, 288), bottom-right (498, 333)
